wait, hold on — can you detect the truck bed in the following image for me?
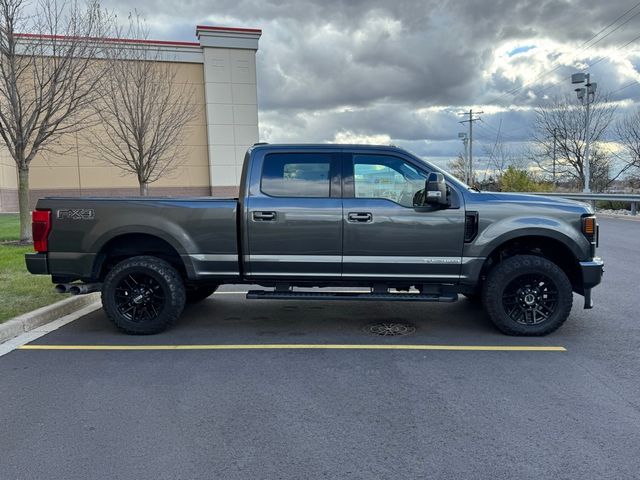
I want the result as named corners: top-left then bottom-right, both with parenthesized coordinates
top-left (35, 196), bottom-right (240, 282)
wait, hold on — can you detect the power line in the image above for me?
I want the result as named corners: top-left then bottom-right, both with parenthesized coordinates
top-left (476, 119), bottom-right (527, 143)
top-left (511, 30), bottom-right (640, 104)
top-left (610, 80), bottom-right (639, 95)
top-left (487, 31), bottom-right (640, 139)
top-left (488, 1), bottom-right (640, 105)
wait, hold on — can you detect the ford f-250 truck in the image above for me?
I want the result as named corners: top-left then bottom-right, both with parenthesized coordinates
top-left (25, 144), bottom-right (603, 336)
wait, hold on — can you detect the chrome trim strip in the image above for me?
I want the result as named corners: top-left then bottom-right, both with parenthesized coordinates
top-left (461, 257), bottom-right (484, 264)
top-left (199, 271), bottom-right (240, 276)
top-left (249, 273), bottom-right (340, 277)
top-left (249, 255), bottom-right (342, 263)
top-left (244, 255), bottom-right (485, 265)
top-left (342, 274), bottom-right (460, 279)
top-left (190, 254), bottom-right (238, 262)
top-left (343, 256), bottom-right (462, 264)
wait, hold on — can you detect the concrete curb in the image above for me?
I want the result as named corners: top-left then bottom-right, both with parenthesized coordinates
top-left (0, 293), bottom-right (100, 344)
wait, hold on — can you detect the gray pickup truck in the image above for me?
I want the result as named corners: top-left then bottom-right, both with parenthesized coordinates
top-left (26, 143), bottom-right (603, 336)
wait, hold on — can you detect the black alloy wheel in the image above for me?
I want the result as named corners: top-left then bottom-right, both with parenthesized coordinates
top-left (115, 273), bottom-right (166, 322)
top-left (102, 256), bottom-right (186, 335)
top-left (501, 273), bottom-right (558, 325)
top-left (482, 254), bottom-right (573, 336)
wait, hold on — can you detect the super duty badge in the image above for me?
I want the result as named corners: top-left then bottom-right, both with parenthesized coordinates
top-left (57, 208), bottom-right (95, 220)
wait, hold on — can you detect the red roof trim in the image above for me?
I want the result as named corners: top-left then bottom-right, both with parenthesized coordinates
top-left (15, 32), bottom-right (201, 47)
top-left (196, 25), bottom-right (262, 34)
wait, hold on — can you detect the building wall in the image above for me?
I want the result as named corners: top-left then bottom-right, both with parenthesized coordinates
top-left (203, 47), bottom-right (259, 195)
top-left (25, 61), bottom-right (210, 207)
top-left (0, 146), bottom-right (18, 212)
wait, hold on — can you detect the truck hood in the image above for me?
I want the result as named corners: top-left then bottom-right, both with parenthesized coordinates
top-left (477, 191), bottom-right (592, 213)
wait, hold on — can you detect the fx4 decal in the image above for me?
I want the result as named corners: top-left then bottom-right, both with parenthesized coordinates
top-left (57, 208), bottom-right (95, 220)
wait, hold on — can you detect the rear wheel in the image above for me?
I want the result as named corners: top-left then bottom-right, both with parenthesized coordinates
top-left (185, 284), bottom-right (219, 303)
top-left (102, 256), bottom-right (186, 335)
top-left (482, 254), bottom-right (573, 336)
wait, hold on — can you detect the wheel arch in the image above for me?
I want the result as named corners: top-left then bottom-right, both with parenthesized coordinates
top-left (92, 232), bottom-right (195, 281)
top-left (478, 234), bottom-right (583, 293)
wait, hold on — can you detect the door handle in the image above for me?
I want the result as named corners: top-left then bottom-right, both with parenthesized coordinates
top-left (347, 212), bottom-right (373, 223)
top-left (253, 211), bottom-right (277, 221)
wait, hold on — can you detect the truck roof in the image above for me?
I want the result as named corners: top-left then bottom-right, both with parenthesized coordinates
top-left (249, 143), bottom-right (408, 153)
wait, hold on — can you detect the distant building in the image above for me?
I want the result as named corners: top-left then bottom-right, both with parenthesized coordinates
top-left (0, 25), bottom-right (261, 212)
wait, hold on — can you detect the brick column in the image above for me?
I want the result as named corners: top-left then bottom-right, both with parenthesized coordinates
top-left (196, 26), bottom-right (261, 196)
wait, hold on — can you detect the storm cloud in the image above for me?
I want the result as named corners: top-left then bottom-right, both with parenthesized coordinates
top-left (104, 0), bottom-right (640, 167)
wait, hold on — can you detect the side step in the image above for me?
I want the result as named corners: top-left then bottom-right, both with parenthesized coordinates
top-left (246, 290), bottom-right (458, 302)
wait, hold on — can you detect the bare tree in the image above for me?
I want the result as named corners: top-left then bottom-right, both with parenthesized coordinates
top-left (531, 94), bottom-right (618, 191)
top-left (87, 13), bottom-right (195, 195)
top-left (483, 140), bottom-right (525, 178)
top-left (0, 0), bottom-right (111, 241)
top-left (447, 153), bottom-right (467, 182)
top-left (614, 107), bottom-right (640, 183)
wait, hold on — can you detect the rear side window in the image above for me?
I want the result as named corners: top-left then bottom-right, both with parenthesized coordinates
top-left (261, 153), bottom-right (332, 197)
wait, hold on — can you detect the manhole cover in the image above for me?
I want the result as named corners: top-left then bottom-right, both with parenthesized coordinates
top-left (364, 322), bottom-right (416, 336)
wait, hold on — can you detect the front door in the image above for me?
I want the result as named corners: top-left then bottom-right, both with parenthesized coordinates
top-left (245, 150), bottom-right (343, 278)
top-left (341, 151), bottom-right (465, 281)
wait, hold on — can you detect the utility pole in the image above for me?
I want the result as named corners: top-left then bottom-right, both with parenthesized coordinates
top-left (459, 109), bottom-right (483, 185)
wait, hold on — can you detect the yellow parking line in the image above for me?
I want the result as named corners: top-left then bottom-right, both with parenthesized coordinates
top-left (18, 344), bottom-right (566, 352)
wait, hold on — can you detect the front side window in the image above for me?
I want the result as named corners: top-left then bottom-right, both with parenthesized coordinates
top-left (262, 153), bottom-right (332, 197)
top-left (353, 154), bottom-right (427, 207)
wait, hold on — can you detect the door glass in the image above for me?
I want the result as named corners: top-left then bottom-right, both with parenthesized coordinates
top-left (262, 153), bottom-right (331, 197)
top-left (353, 154), bottom-right (427, 207)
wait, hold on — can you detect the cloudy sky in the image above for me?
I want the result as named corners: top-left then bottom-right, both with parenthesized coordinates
top-left (106, 0), bottom-right (640, 170)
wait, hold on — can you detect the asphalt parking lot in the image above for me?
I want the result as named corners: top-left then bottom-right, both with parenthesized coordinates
top-left (1, 215), bottom-right (639, 479)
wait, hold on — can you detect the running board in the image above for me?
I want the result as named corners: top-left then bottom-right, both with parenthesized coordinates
top-left (246, 290), bottom-right (458, 302)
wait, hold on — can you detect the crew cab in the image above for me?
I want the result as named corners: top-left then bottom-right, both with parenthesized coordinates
top-left (26, 144), bottom-right (603, 335)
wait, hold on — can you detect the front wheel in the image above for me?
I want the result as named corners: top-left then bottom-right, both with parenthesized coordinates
top-left (102, 256), bottom-right (186, 335)
top-left (482, 255), bottom-right (573, 336)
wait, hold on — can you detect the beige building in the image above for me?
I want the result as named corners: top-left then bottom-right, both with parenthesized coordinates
top-left (0, 25), bottom-right (262, 212)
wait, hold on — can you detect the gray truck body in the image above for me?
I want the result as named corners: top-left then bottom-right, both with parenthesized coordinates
top-left (26, 144), bottom-right (603, 305)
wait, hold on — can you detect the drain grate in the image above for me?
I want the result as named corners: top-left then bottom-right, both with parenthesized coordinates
top-left (364, 322), bottom-right (416, 336)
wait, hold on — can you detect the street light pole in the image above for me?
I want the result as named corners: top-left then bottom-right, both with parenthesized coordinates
top-left (458, 132), bottom-right (469, 183)
top-left (583, 74), bottom-right (592, 193)
top-left (464, 136), bottom-right (470, 183)
top-left (571, 72), bottom-right (596, 193)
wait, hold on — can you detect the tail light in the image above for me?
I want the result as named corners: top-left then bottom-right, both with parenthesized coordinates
top-left (32, 209), bottom-right (52, 253)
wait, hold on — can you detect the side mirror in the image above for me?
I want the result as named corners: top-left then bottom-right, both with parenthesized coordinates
top-left (425, 172), bottom-right (448, 206)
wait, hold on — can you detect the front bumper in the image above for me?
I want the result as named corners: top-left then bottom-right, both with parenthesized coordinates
top-left (580, 257), bottom-right (604, 290)
top-left (579, 257), bottom-right (604, 309)
top-left (25, 252), bottom-right (49, 275)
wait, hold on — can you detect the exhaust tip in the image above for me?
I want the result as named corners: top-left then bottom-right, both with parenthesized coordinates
top-left (54, 284), bottom-right (67, 294)
top-left (68, 286), bottom-right (81, 296)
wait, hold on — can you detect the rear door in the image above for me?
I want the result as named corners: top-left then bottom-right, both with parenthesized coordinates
top-left (341, 151), bottom-right (465, 281)
top-left (244, 149), bottom-right (343, 278)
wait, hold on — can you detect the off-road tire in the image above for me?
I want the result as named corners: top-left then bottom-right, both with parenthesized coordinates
top-left (185, 284), bottom-right (220, 303)
top-left (102, 256), bottom-right (186, 335)
top-left (482, 254), bottom-right (573, 336)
